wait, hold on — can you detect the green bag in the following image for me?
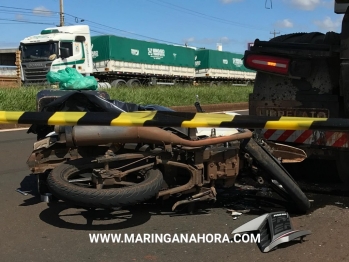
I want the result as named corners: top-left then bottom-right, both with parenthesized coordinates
top-left (46, 67), bottom-right (98, 90)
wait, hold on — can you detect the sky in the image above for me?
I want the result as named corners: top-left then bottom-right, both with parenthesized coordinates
top-left (0, 0), bottom-right (344, 54)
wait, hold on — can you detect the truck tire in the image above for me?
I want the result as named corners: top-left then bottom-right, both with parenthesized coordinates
top-left (111, 79), bottom-right (126, 88)
top-left (241, 138), bottom-right (310, 213)
top-left (97, 82), bottom-right (111, 89)
top-left (127, 79), bottom-right (141, 87)
top-left (47, 158), bottom-right (164, 208)
top-left (270, 31), bottom-right (340, 45)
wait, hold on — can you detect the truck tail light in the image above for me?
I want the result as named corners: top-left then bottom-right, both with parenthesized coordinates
top-left (245, 54), bottom-right (290, 75)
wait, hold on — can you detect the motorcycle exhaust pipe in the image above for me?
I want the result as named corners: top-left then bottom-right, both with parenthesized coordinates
top-left (58, 126), bottom-right (252, 147)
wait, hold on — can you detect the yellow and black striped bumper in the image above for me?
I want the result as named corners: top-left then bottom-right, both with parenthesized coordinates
top-left (0, 111), bottom-right (347, 131)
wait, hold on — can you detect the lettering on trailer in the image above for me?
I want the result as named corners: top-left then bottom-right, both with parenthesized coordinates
top-left (223, 59), bottom-right (228, 65)
top-left (195, 56), bottom-right (201, 66)
top-left (131, 49), bottom-right (139, 56)
top-left (257, 107), bottom-right (329, 118)
top-left (233, 58), bottom-right (243, 67)
top-left (148, 48), bottom-right (165, 60)
top-left (91, 44), bottom-right (98, 59)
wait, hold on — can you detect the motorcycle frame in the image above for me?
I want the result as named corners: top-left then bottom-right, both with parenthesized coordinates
top-left (27, 135), bottom-right (241, 198)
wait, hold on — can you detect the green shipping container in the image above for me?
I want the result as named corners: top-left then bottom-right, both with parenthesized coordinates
top-left (91, 35), bottom-right (195, 68)
top-left (195, 49), bottom-right (254, 72)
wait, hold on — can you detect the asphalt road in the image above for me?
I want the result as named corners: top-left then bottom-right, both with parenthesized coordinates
top-left (1, 127), bottom-right (349, 262)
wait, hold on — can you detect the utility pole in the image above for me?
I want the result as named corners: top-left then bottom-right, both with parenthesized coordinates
top-left (270, 29), bottom-right (280, 39)
top-left (59, 0), bottom-right (64, 26)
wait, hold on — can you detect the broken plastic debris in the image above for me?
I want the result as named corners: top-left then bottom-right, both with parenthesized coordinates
top-left (232, 211), bottom-right (311, 253)
top-left (16, 189), bottom-right (28, 196)
top-left (233, 217), bottom-right (238, 220)
top-left (228, 209), bottom-right (243, 217)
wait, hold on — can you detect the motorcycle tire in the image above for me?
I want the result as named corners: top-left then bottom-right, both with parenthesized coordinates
top-left (241, 138), bottom-right (310, 213)
top-left (47, 158), bottom-right (164, 208)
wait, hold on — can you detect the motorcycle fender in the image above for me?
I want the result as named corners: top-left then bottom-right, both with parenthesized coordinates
top-left (265, 141), bottom-right (307, 163)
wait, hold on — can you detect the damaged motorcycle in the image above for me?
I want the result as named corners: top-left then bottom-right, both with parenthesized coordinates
top-left (26, 90), bottom-right (311, 213)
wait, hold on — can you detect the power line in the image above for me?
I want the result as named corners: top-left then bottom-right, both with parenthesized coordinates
top-left (0, 10), bottom-right (57, 18)
top-left (63, 13), bottom-right (183, 45)
top-left (0, 22), bottom-right (54, 25)
top-left (0, 5), bottom-right (56, 15)
top-left (0, 5), bottom-right (183, 45)
top-left (65, 20), bottom-right (120, 36)
top-left (0, 18), bottom-right (55, 25)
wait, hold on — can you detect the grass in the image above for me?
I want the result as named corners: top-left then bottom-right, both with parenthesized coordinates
top-left (106, 85), bottom-right (252, 106)
top-left (0, 87), bottom-right (39, 111)
top-left (0, 85), bottom-right (252, 111)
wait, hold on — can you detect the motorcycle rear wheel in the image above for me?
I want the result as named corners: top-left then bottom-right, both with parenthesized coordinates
top-left (47, 158), bottom-right (163, 208)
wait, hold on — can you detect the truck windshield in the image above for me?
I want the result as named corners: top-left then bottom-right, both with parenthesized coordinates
top-left (21, 43), bottom-right (57, 62)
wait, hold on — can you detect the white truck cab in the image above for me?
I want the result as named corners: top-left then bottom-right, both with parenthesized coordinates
top-left (19, 25), bottom-right (93, 83)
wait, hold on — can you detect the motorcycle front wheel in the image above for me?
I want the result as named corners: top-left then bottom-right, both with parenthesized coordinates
top-left (47, 158), bottom-right (164, 209)
top-left (241, 138), bottom-right (311, 213)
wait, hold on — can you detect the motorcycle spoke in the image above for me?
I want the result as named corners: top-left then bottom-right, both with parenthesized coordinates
top-left (68, 178), bottom-right (92, 183)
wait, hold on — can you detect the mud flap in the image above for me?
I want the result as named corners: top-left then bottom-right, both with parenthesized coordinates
top-left (232, 212), bottom-right (311, 252)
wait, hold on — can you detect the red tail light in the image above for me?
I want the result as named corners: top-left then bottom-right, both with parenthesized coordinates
top-left (245, 54), bottom-right (290, 75)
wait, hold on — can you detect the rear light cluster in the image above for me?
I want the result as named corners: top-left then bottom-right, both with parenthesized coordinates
top-left (245, 54), bottom-right (290, 75)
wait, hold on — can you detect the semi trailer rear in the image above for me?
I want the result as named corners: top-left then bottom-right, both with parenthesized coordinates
top-left (243, 0), bottom-right (349, 182)
top-left (195, 49), bottom-right (256, 86)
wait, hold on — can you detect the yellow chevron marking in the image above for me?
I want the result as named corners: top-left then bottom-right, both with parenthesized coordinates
top-left (0, 111), bottom-right (25, 124)
top-left (48, 112), bottom-right (86, 125)
top-left (110, 111), bottom-right (158, 126)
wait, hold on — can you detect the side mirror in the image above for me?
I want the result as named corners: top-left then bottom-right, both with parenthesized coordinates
top-left (60, 47), bottom-right (70, 59)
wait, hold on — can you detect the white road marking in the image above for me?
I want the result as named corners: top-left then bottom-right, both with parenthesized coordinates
top-left (0, 127), bottom-right (29, 132)
top-left (231, 109), bottom-right (249, 112)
